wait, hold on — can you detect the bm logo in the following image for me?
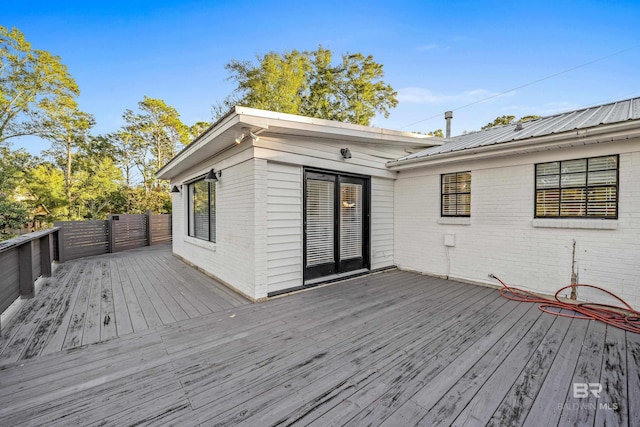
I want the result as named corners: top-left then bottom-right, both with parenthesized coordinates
top-left (573, 383), bottom-right (602, 398)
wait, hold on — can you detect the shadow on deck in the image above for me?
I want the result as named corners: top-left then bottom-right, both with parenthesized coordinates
top-left (0, 246), bottom-right (638, 426)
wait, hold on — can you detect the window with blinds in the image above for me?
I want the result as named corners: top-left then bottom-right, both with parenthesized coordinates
top-left (441, 172), bottom-right (471, 217)
top-left (535, 155), bottom-right (618, 219)
top-left (340, 183), bottom-right (362, 260)
top-left (306, 179), bottom-right (334, 266)
top-left (188, 178), bottom-right (216, 242)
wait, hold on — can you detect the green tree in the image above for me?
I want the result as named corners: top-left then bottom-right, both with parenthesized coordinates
top-left (481, 115), bottom-right (516, 130)
top-left (22, 162), bottom-right (67, 223)
top-left (0, 26), bottom-right (79, 146)
top-left (40, 97), bottom-right (95, 218)
top-left (72, 154), bottom-right (123, 219)
top-left (0, 146), bottom-right (33, 239)
top-left (189, 121), bottom-right (212, 141)
top-left (224, 50), bottom-right (310, 115)
top-left (519, 115), bottom-right (542, 123)
top-left (428, 129), bottom-right (444, 137)
top-left (122, 97), bottom-right (190, 193)
top-left (481, 114), bottom-right (542, 130)
top-left (0, 198), bottom-right (30, 240)
top-left (218, 46), bottom-right (398, 126)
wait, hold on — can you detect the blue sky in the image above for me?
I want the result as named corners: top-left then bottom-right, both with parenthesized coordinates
top-left (5, 0), bottom-right (640, 155)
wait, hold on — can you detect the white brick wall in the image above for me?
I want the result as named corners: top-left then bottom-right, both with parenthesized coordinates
top-left (395, 141), bottom-right (640, 308)
top-left (173, 158), bottom-right (259, 300)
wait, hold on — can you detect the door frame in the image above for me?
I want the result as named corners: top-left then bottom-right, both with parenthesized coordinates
top-left (302, 167), bottom-right (371, 283)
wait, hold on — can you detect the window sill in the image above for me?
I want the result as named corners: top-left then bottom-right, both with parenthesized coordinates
top-left (532, 219), bottom-right (618, 230)
top-left (438, 217), bottom-right (471, 226)
top-left (184, 235), bottom-right (217, 251)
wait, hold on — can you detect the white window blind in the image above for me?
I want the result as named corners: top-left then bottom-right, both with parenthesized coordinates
top-left (188, 179), bottom-right (216, 242)
top-left (306, 179), bottom-right (334, 266)
top-left (339, 183), bottom-right (362, 260)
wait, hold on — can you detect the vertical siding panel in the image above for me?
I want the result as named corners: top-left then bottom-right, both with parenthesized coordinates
top-left (266, 162), bottom-right (303, 293)
top-left (371, 177), bottom-right (395, 270)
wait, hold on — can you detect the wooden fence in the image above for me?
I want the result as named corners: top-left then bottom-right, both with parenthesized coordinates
top-left (0, 213), bottom-right (171, 333)
top-left (55, 212), bottom-right (172, 262)
top-left (0, 228), bottom-right (59, 334)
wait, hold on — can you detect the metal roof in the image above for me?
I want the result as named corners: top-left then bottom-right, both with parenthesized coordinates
top-left (398, 97), bottom-right (640, 161)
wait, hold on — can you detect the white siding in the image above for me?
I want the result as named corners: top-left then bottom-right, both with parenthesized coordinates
top-left (394, 140), bottom-right (640, 308)
top-left (371, 177), bottom-right (394, 270)
top-left (266, 162), bottom-right (303, 294)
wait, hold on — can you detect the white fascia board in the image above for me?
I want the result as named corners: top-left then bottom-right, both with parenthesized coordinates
top-left (235, 106), bottom-right (442, 147)
top-left (158, 105), bottom-right (443, 179)
top-left (157, 111), bottom-right (249, 180)
top-left (387, 121), bottom-right (640, 171)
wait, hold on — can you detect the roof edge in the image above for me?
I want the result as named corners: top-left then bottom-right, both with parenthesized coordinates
top-left (387, 120), bottom-right (640, 170)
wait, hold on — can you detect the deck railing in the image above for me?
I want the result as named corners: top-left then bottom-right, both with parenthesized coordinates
top-left (1, 213), bottom-right (171, 333)
top-left (0, 227), bottom-right (60, 334)
top-left (54, 212), bottom-right (171, 263)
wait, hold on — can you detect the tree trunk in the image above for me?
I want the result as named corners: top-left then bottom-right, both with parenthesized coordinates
top-left (66, 136), bottom-right (73, 219)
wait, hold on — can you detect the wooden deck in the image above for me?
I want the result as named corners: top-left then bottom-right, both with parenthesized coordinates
top-left (0, 246), bottom-right (638, 426)
top-left (0, 244), bottom-right (247, 363)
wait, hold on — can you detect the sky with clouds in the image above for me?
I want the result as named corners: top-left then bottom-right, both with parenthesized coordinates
top-left (4, 0), bottom-right (640, 154)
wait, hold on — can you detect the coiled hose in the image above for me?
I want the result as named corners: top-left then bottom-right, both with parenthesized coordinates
top-left (489, 274), bottom-right (640, 334)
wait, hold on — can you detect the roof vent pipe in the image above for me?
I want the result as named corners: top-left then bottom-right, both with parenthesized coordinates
top-left (444, 111), bottom-right (453, 138)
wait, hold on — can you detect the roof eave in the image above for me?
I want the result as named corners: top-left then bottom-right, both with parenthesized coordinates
top-left (387, 120), bottom-right (640, 170)
top-left (157, 106), bottom-right (442, 179)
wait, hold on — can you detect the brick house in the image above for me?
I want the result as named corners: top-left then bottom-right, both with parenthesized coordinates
top-left (157, 98), bottom-right (640, 307)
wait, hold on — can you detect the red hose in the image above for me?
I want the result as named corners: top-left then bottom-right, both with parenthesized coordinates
top-left (490, 274), bottom-right (640, 334)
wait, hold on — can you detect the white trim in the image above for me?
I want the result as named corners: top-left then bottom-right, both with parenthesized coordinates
top-left (438, 217), bottom-right (471, 225)
top-left (183, 235), bottom-right (217, 251)
top-left (531, 219), bottom-right (618, 230)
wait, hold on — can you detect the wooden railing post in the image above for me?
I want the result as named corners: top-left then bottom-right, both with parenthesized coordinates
top-left (39, 233), bottom-right (52, 277)
top-left (54, 223), bottom-right (66, 263)
top-left (108, 215), bottom-right (115, 253)
top-left (146, 210), bottom-right (152, 246)
top-left (18, 240), bottom-right (35, 298)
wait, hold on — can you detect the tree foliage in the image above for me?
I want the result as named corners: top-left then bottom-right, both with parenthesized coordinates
top-left (218, 46), bottom-right (398, 126)
top-left (0, 25), bottom-right (79, 145)
top-left (0, 146), bottom-right (32, 237)
top-left (40, 97), bottom-right (95, 218)
top-left (189, 121), bottom-right (211, 141)
top-left (122, 96), bottom-right (190, 190)
top-left (481, 114), bottom-right (541, 130)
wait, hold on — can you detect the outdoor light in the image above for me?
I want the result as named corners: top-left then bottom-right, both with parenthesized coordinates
top-left (235, 127), bottom-right (259, 144)
top-left (340, 148), bottom-right (352, 159)
top-left (171, 185), bottom-right (181, 193)
top-left (248, 130), bottom-right (259, 142)
top-left (204, 169), bottom-right (222, 183)
top-left (234, 130), bottom-right (245, 144)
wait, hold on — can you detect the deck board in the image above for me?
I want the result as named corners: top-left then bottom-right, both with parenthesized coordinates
top-left (82, 260), bottom-right (104, 345)
top-left (61, 260), bottom-right (93, 350)
top-left (115, 257), bottom-right (148, 332)
top-left (558, 320), bottom-right (607, 425)
top-left (108, 258), bottom-right (134, 336)
top-left (0, 244), bottom-right (637, 427)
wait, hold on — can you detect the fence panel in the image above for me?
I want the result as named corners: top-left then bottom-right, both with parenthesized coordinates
top-left (110, 214), bottom-right (147, 253)
top-left (0, 249), bottom-right (20, 314)
top-left (149, 214), bottom-right (172, 245)
top-left (54, 220), bottom-right (109, 262)
top-left (0, 228), bottom-right (59, 333)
